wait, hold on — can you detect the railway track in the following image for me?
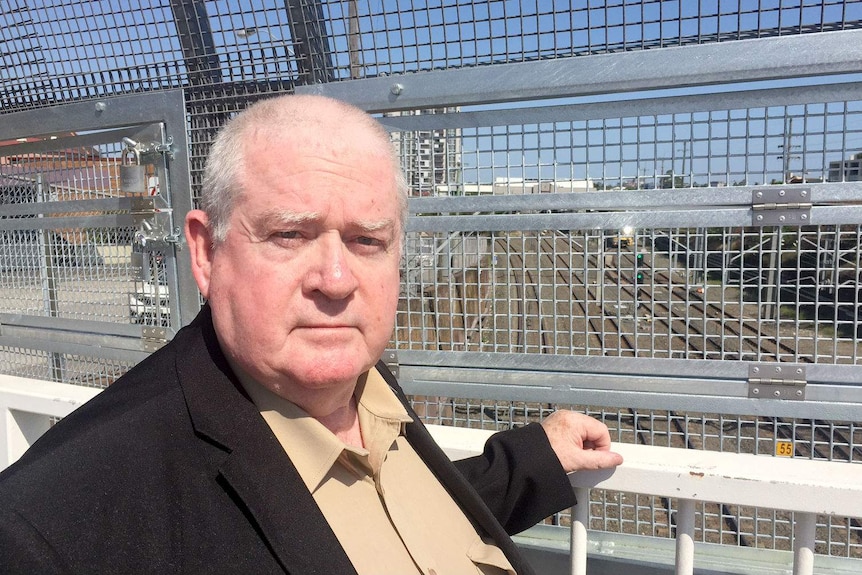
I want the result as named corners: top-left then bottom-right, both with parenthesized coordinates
top-left (415, 230), bottom-right (860, 554)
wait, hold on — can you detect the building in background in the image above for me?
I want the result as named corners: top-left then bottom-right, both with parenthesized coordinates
top-left (389, 107), bottom-right (461, 196)
top-left (828, 152), bottom-right (862, 181)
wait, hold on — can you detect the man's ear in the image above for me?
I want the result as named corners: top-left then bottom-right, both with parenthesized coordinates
top-left (185, 209), bottom-right (214, 299)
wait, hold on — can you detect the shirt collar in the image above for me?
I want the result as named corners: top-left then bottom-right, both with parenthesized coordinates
top-left (236, 366), bottom-right (413, 494)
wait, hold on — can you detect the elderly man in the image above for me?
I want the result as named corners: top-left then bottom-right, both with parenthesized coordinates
top-left (0, 95), bottom-right (621, 574)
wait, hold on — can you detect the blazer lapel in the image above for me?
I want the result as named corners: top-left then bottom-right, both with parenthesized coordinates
top-left (174, 307), bottom-right (358, 575)
top-left (217, 446), bottom-right (357, 575)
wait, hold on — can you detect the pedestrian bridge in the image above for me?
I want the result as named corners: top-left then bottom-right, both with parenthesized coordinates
top-left (3, 374), bottom-right (859, 575)
top-left (2, 3), bottom-right (862, 574)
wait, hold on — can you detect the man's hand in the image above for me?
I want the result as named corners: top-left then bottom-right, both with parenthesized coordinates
top-left (540, 410), bottom-right (623, 473)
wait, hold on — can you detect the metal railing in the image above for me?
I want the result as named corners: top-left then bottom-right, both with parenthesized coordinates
top-left (3, 3), bottom-right (862, 570)
top-left (0, 374), bottom-right (99, 469)
top-left (429, 424), bottom-right (862, 575)
top-left (3, 374), bottom-right (860, 575)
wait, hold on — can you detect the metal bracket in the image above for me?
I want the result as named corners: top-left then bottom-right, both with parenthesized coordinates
top-left (141, 326), bottom-right (168, 353)
top-left (153, 135), bottom-right (174, 158)
top-left (125, 136), bottom-right (174, 160)
top-left (751, 188), bottom-right (812, 226)
top-left (130, 196), bottom-right (167, 222)
top-left (748, 364), bottom-right (807, 400)
top-left (131, 197), bottom-right (177, 250)
top-left (382, 350), bottom-right (399, 379)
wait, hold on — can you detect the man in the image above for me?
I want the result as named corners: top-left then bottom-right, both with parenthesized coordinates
top-left (0, 95), bottom-right (621, 573)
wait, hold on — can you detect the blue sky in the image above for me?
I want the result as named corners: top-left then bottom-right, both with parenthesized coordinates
top-left (8, 1), bottom-right (860, 84)
top-left (3, 1), bottom-right (861, 186)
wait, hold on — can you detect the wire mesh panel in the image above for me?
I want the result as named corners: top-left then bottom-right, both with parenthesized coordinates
top-left (3, 1), bottom-right (862, 112)
top-left (390, 82), bottom-right (862, 558)
top-left (392, 89), bottom-right (862, 365)
top-left (0, 93), bottom-right (193, 384)
top-left (0, 136), bottom-right (142, 384)
top-left (399, 227), bottom-right (862, 362)
top-left (2, 0), bottom-right (862, 567)
top-left (1, 145), bottom-right (137, 319)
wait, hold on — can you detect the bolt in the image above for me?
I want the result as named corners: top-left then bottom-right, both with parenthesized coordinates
top-left (774, 390), bottom-right (781, 397)
top-left (796, 389), bottom-right (803, 397)
top-left (752, 388), bottom-right (760, 395)
top-left (752, 367), bottom-right (760, 374)
top-left (779, 215), bottom-right (786, 222)
top-left (801, 214), bottom-right (808, 220)
top-left (95, 102), bottom-right (107, 112)
top-left (756, 215), bottom-right (764, 221)
top-left (390, 83), bottom-right (404, 96)
top-left (779, 190), bottom-right (786, 196)
top-left (801, 190), bottom-right (808, 197)
top-left (756, 191), bottom-right (763, 198)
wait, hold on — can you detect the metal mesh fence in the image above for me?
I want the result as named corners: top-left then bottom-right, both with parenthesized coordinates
top-left (398, 227), bottom-right (861, 362)
top-left (389, 58), bottom-right (862, 557)
top-left (3, 0), bottom-right (862, 112)
top-left (1, 140), bottom-right (160, 325)
top-left (0, 344), bottom-right (134, 388)
top-left (2, 0), bottom-right (862, 565)
top-left (416, 101), bottom-right (862, 191)
top-left (0, 226), bottom-right (136, 323)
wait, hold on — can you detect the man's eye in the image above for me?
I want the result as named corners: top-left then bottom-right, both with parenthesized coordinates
top-left (275, 231), bottom-right (301, 240)
top-left (356, 236), bottom-right (380, 246)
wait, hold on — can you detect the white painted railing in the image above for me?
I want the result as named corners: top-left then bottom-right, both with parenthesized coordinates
top-left (3, 376), bottom-right (861, 575)
top-left (0, 375), bottom-right (100, 470)
top-left (428, 424), bottom-right (862, 575)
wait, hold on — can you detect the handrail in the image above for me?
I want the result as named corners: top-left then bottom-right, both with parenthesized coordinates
top-left (427, 424), bottom-right (862, 575)
top-left (0, 375), bottom-right (101, 470)
top-left (3, 377), bottom-right (861, 575)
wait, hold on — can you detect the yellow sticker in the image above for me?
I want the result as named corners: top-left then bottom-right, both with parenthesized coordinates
top-left (775, 441), bottom-right (794, 457)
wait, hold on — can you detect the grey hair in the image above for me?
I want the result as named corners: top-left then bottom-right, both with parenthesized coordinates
top-left (200, 94), bottom-right (409, 245)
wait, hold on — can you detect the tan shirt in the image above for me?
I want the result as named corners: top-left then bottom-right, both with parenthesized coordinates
top-left (239, 368), bottom-right (515, 575)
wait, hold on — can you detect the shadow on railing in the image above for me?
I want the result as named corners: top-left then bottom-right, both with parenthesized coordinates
top-left (3, 375), bottom-right (861, 575)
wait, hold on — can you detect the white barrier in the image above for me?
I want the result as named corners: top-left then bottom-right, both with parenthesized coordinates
top-left (0, 375), bottom-right (101, 470)
top-left (427, 424), bottom-right (862, 575)
top-left (3, 379), bottom-right (861, 575)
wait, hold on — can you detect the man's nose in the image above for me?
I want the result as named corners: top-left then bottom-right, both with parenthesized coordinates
top-left (305, 232), bottom-right (359, 299)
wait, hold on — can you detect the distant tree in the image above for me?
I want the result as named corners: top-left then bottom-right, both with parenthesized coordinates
top-left (660, 170), bottom-right (685, 189)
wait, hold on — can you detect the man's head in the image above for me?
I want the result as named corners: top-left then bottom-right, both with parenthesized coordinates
top-left (185, 95), bottom-right (406, 416)
top-left (200, 95), bottom-right (408, 244)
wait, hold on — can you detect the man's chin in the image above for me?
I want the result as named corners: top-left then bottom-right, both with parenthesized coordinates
top-left (288, 354), bottom-right (372, 387)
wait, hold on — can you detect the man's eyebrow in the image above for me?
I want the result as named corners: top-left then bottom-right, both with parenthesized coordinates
top-left (353, 218), bottom-right (396, 233)
top-left (257, 209), bottom-right (321, 228)
top-left (255, 210), bottom-right (395, 233)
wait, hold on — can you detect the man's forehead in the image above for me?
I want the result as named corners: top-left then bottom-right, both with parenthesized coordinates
top-left (251, 119), bottom-right (386, 154)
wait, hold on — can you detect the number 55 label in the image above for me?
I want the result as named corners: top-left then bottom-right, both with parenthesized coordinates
top-left (775, 441), bottom-right (794, 457)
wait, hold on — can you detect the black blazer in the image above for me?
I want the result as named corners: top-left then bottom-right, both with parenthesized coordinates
top-left (0, 306), bottom-right (575, 574)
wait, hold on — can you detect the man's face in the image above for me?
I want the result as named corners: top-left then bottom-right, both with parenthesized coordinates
top-left (196, 127), bottom-right (402, 406)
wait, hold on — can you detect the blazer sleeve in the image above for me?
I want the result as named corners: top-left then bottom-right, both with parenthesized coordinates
top-left (452, 423), bottom-right (578, 535)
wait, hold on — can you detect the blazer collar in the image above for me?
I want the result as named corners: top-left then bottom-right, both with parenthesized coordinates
top-left (173, 306), bottom-right (357, 575)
